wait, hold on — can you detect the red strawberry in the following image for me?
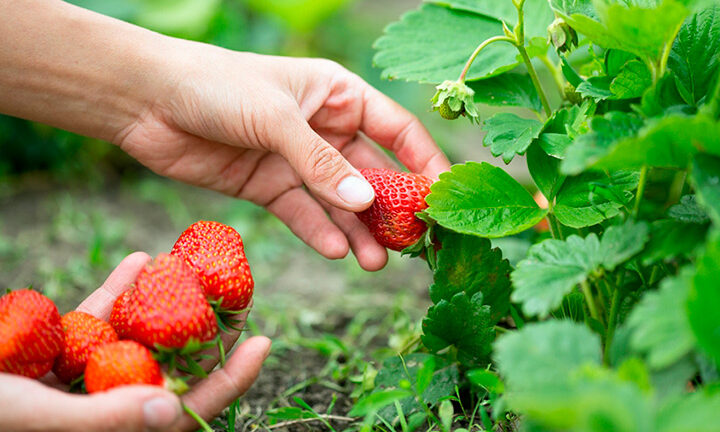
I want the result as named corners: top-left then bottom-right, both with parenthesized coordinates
top-left (84, 340), bottom-right (163, 393)
top-left (110, 288), bottom-right (133, 339)
top-left (356, 168), bottom-right (434, 251)
top-left (52, 311), bottom-right (118, 383)
top-left (171, 221), bottom-right (253, 311)
top-left (124, 254), bottom-right (218, 350)
top-left (0, 289), bottom-right (63, 378)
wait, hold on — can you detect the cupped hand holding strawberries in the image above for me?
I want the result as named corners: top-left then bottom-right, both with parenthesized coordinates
top-left (0, 223), bottom-right (271, 432)
top-left (1, 1), bottom-right (451, 272)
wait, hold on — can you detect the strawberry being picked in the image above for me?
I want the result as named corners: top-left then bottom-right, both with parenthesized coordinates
top-left (118, 253), bottom-right (218, 351)
top-left (0, 289), bottom-right (63, 378)
top-left (356, 168), bottom-right (434, 251)
top-left (52, 310), bottom-right (118, 384)
top-left (109, 288), bottom-right (133, 340)
top-left (171, 221), bottom-right (253, 312)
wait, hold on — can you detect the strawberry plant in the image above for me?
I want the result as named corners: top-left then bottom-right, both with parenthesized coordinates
top-left (352, 0), bottom-right (720, 430)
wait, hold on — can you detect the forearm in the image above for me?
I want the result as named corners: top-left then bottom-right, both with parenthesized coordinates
top-left (0, 0), bottom-right (177, 143)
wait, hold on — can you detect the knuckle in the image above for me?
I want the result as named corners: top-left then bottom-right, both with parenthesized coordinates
top-left (305, 143), bottom-right (343, 185)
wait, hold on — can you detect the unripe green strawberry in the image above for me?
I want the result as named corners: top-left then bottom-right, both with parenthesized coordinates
top-left (124, 254), bottom-right (218, 350)
top-left (0, 289), bottom-right (63, 378)
top-left (84, 340), bottom-right (163, 393)
top-left (356, 168), bottom-right (434, 251)
top-left (437, 100), bottom-right (463, 120)
top-left (52, 311), bottom-right (118, 384)
top-left (171, 221), bottom-right (254, 311)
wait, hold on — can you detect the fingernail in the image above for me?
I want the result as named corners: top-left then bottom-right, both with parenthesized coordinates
top-left (337, 176), bottom-right (374, 206)
top-left (143, 396), bottom-right (180, 430)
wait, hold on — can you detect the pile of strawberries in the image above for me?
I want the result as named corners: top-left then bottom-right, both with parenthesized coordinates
top-left (0, 220), bottom-right (253, 394)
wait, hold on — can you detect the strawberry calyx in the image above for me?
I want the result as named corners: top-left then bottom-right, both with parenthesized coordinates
top-left (153, 335), bottom-right (223, 379)
top-left (401, 211), bottom-right (439, 271)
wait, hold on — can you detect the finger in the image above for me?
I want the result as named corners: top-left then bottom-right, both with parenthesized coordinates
top-left (265, 186), bottom-right (349, 259)
top-left (340, 133), bottom-right (398, 171)
top-left (358, 83), bottom-right (451, 179)
top-left (273, 112), bottom-right (375, 212)
top-left (76, 252), bottom-right (151, 320)
top-left (178, 336), bottom-right (271, 431)
top-left (191, 302), bottom-right (253, 377)
top-left (0, 374), bottom-right (181, 432)
top-left (323, 202), bottom-right (388, 271)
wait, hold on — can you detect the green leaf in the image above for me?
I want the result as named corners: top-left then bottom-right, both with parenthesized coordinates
top-left (610, 59), bottom-right (653, 99)
top-left (422, 292), bottom-right (495, 364)
top-left (430, 230), bottom-right (512, 324)
top-left (687, 230), bottom-right (720, 366)
top-left (690, 153), bottom-right (720, 226)
top-left (669, 6), bottom-right (720, 105)
top-left (527, 142), bottom-right (566, 200)
top-left (641, 219), bottom-right (709, 265)
top-left (349, 389), bottom-right (415, 417)
top-left (369, 353), bottom-right (459, 420)
top-left (373, 4), bottom-right (518, 83)
top-left (627, 269), bottom-right (696, 369)
top-left (425, 0), bottom-right (555, 38)
top-left (512, 220), bottom-right (649, 317)
top-left (561, 111), bottom-right (645, 175)
top-left (468, 73), bottom-right (543, 112)
top-left (576, 76), bottom-right (614, 100)
top-left (482, 113), bottom-right (544, 163)
top-left (554, 170), bottom-right (639, 228)
top-left (425, 162), bottom-right (548, 238)
top-left (494, 321), bottom-right (601, 391)
top-left (536, 102), bottom-right (595, 159)
top-left (668, 194), bottom-right (710, 224)
top-left (551, 0), bottom-right (691, 61)
top-left (467, 369), bottom-right (504, 393)
top-left (639, 73), bottom-right (688, 117)
top-left (591, 115), bottom-right (720, 171)
top-left (656, 391), bottom-right (720, 432)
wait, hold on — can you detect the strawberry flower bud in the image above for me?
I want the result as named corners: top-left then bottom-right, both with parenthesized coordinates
top-left (548, 18), bottom-right (578, 54)
top-left (431, 80), bottom-right (480, 123)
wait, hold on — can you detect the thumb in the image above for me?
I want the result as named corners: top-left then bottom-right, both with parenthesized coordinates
top-left (49, 385), bottom-right (181, 432)
top-left (277, 115), bottom-right (375, 212)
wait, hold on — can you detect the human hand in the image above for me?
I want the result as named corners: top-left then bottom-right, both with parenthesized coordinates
top-left (0, 252), bottom-right (271, 432)
top-left (116, 48), bottom-right (451, 271)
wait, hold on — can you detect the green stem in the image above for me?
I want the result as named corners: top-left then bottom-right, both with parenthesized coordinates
top-left (458, 35), bottom-right (516, 83)
top-left (665, 171), bottom-right (687, 210)
top-left (603, 288), bottom-right (621, 365)
top-left (658, 22), bottom-right (684, 79)
top-left (518, 44), bottom-right (552, 117)
top-left (633, 166), bottom-right (648, 218)
top-left (539, 54), bottom-right (566, 98)
top-left (183, 404), bottom-right (214, 432)
top-left (547, 208), bottom-right (565, 241)
top-left (581, 281), bottom-right (600, 322)
top-left (509, 305), bottom-right (525, 329)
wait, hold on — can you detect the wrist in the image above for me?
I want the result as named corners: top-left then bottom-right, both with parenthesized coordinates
top-left (0, 0), bottom-right (179, 144)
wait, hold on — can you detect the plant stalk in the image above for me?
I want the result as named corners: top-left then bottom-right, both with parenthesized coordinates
top-left (603, 288), bottom-right (621, 365)
top-left (517, 45), bottom-right (552, 117)
top-left (633, 166), bottom-right (648, 218)
top-left (458, 35), bottom-right (516, 83)
top-left (183, 404), bottom-right (214, 432)
top-left (539, 54), bottom-right (566, 98)
top-left (580, 281), bottom-right (600, 322)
